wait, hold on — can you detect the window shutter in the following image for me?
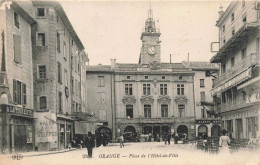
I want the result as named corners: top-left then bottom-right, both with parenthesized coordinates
top-left (13, 80), bottom-right (17, 104)
top-left (23, 83), bottom-right (26, 105)
top-left (13, 34), bottom-right (21, 64)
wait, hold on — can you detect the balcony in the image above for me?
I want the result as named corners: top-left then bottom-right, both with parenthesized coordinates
top-left (213, 53), bottom-right (259, 89)
top-left (211, 22), bottom-right (259, 63)
top-left (216, 101), bottom-right (259, 114)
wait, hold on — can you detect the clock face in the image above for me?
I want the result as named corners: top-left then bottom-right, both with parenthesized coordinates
top-left (147, 46), bottom-right (156, 55)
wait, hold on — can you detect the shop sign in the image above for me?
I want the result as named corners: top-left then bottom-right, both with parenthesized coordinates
top-left (196, 120), bottom-right (221, 124)
top-left (212, 68), bottom-right (251, 94)
top-left (35, 111), bottom-right (58, 143)
top-left (222, 109), bottom-right (258, 120)
top-left (6, 105), bottom-right (33, 117)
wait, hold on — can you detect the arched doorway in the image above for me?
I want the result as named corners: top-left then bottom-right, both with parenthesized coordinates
top-left (198, 125), bottom-right (208, 137)
top-left (211, 125), bottom-right (221, 137)
top-left (124, 126), bottom-right (137, 142)
top-left (177, 125), bottom-right (188, 138)
top-left (95, 127), bottom-right (112, 146)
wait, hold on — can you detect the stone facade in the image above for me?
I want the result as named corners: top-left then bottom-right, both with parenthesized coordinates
top-left (0, 1), bottom-right (88, 153)
top-left (0, 1), bottom-right (36, 153)
top-left (211, 1), bottom-right (260, 139)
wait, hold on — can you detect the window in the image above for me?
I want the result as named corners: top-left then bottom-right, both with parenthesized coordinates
top-left (71, 56), bottom-right (74, 70)
top-left (200, 79), bottom-right (205, 88)
top-left (178, 104), bottom-right (185, 118)
top-left (14, 12), bottom-right (19, 29)
top-left (143, 84), bottom-right (151, 95)
top-left (13, 80), bottom-right (26, 105)
top-left (205, 71), bottom-right (210, 77)
top-left (125, 84), bottom-right (133, 95)
top-left (160, 84), bottom-right (167, 95)
top-left (13, 34), bottom-right (21, 64)
top-left (37, 33), bottom-right (45, 46)
top-left (200, 91), bottom-right (206, 102)
top-left (223, 38), bottom-right (226, 44)
top-left (179, 76), bottom-right (182, 80)
top-left (231, 13), bottom-right (234, 22)
top-left (72, 101), bottom-right (75, 112)
top-left (222, 64), bottom-right (226, 74)
top-left (57, 62), bottom-right (62, 83)
top-left (242, 91), bottom-right (246, 101)
top-left (162, 76), bottom-right (165, 80)
top-left (98, 76), bottom-right (104, 87)
top-left (222, 25), bottom-right (225, 32)
top-left (78, 57), bottom-right (80, 73)
top-left (231, 57), bottom-right (235, 67)
top-left (177, 84), bottom-right (184, 95)
top-left (76, 102), bottom-right (78, 112)
top-left (144, 105), bottom-right (151, 118)
top-left (161, 104), bottom-right (168, 118)
top-left (39, 96), bottom-right (47, 110)
top-left (58, 92), bottom-right (62, 113)
top-left (126, 105), bottom-right (133, 118)
top-left (64, 69), bottom-right (68, 87)
top-left (222, 92), bottom-right (226, 103)
top-left (232, 27), bottom-right (235, 36)
top-left (37, 8), bottom-right (45, 17)
top-left (145, 76), bottom-right (149, 79)
top-left (242, 48), bottom-right (246, 59)
top-left (38, 65), bottom-right (46, 79)
top-left (57, 32), bottom-right (60, 52)
top-left (63, 42), bottom-right (67, 59)
top-left (71, 77), bottom-right (74, 94)
top-left (242, 0), bottom-right (245, 8)
top-left (17, 81), bottom-right (21, 105)
top-left (126, 76), bottom-right (131, 79)
top-left (201, 108), bottom-right (206, 118)
top-left (243, 15), bottom-right (247, 23)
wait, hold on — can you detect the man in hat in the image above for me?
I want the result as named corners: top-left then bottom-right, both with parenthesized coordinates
top-left (85, 132), bottom-right (95, 158)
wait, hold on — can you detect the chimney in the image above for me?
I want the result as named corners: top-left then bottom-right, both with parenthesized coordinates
top-left (111, 59), bottom-right (116, 69)
top-left (218, 4), bottom-right (224, 19)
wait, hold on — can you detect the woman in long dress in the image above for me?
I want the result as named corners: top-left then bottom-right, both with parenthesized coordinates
top-left (219, 129), bottom-right (231, 154)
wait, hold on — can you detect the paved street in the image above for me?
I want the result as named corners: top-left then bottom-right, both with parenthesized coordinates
top-left (1, 142), bottom-right (260, 165)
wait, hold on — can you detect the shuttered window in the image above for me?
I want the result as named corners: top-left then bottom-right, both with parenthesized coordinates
top-left (13, 79), bottom-right (26, 105)
top-left (13, 34), bottom-right (21, 64)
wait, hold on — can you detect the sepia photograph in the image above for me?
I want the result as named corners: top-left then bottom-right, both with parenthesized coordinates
top-left (0, 0), bottom-right (259, 165)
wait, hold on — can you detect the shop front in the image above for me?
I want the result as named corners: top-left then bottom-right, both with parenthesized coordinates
top-left (222, 105), bottom-right (259, 139)
top-left (195, 119), bottom-right (221, 138)
top-left (0, 104), bottom-right (34, 154)
top-left (57, 115), bottom-right (73, 150)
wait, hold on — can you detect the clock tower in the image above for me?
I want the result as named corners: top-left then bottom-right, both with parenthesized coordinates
top-left (139, 6), bottom-right (161, 66)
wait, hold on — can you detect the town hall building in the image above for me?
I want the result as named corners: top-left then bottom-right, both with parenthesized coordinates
top-left (86, 7), bottom-right (196, 141)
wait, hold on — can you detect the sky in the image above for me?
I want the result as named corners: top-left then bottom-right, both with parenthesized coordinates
top-left (61, 1), bottom-right (230, 65)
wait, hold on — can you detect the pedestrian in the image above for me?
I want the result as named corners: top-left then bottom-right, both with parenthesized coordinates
top-left (85, 132), bottom-right (95, 158)
top-left (167, 132), bottom-right (171, 145)
top-left (174, 133), bottom-right (179, 144)
top-left (119, 134), bottom-right (124, 148)
top-left (219, 129), bottom-right (230, 154)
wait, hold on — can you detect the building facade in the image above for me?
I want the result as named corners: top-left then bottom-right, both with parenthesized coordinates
top-left (0, 1), bottom-right (36, 153)
top-left (211, 1), bottom-right (260, 139)
top-left (86, 8), bottom-right (196, 141)
top-left (182, 61), bottom-right (221, 138)
top-left (0, 1), bottom-right (88, 153)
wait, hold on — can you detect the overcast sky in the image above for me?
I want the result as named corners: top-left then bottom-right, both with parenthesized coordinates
top-left (61, 1), bottom-right (230, 65)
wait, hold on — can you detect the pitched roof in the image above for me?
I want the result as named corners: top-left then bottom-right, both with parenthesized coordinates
top-left (86, 65), bottom-right (113, 72)
top-left (182, 61), bottom-right (219, 71)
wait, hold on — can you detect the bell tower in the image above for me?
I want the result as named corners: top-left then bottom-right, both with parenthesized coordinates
top-left (139, 6), bottom-right (161, 66)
